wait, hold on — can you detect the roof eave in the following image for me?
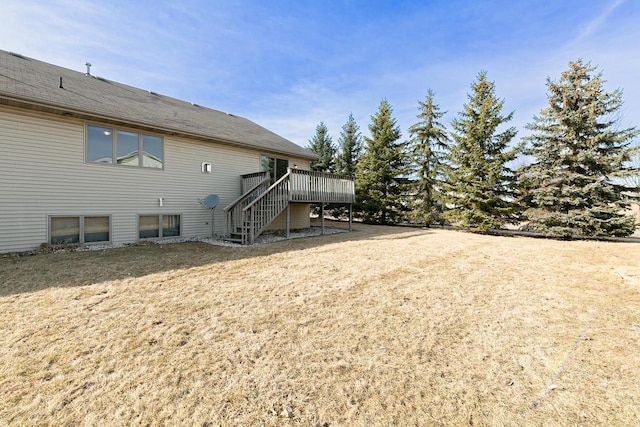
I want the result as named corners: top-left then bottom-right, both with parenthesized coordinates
top-left (0, 94), bottom-right (319, 161)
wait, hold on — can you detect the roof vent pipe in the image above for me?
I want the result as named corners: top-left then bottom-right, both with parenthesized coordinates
top-left (59, 76), bottom-right (63, 89)
top-left (85, 62), bottom-right (92, 76)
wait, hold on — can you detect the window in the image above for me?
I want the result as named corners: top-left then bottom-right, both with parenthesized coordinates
top-left (50, 217), bottom-right (80, 244)
top-left (139, 215), bottom-right (160, 238)
top-left (86, 125), bottom-right (163, 168)
top-left (261, 155), bottom-right (289, 184)
top-left (84, 216), bottom-right (110, 242)
top-left (86, 126), bottom-right (113, 163)
top-left (139, 214), bottom-right (181, 239)
top-left (143, 135), bottom-right (163, 168)
top-left (50, 216), bottom-right (110, 245)
top-left (116, 130), bottom-right (139, 166)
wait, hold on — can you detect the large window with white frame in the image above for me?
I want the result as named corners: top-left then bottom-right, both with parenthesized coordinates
top-left (139, 214), bottom-right (181, 239)
top-left (86, 124), bottom-right (164, 168)
top-left (49, 215), bottom-right (111, 245)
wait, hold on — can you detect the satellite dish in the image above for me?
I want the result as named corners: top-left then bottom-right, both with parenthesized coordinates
top-left (203, 194), bottom-right (219, 209)
top-left (198, 195), bottom-right (219, 238)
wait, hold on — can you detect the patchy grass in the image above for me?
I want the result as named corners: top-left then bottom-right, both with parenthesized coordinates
top-left (1, 224), bottom-right (639, 426)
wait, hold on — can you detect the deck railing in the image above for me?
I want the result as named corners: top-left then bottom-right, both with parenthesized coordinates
top-left (242, 171), bottom-right (269, 194)
top-left (289, 169), bottom-right (355, 203)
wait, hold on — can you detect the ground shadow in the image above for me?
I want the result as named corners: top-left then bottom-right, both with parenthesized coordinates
top-left (0, 220), bottom-right (435, 297)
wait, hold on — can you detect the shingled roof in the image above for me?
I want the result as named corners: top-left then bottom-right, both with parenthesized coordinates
top-left (0, 49), bottom-right (316, 160)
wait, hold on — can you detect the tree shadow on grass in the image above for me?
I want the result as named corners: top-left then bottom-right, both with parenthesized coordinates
top-left (0, 221), bottom-right (434, 297)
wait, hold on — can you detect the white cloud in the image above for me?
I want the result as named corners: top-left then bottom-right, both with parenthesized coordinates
top-left (568, 0), bottom-right (626, 47)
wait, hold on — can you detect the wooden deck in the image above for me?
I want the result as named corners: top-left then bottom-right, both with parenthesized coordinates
top-left (224, 169), bottom-right (355, 244)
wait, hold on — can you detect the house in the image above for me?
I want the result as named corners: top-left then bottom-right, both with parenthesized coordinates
top-left (0, 50), bottom-right (354, 253)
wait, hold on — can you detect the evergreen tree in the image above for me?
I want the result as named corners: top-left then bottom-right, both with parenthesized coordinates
top-left (356, 99), bottom-right (408, 224)
top-left (336, 113), bottom-right (362, 176)
top-left (307, 122), bottom-right (336, 172)
top-left (519, 60), bottom-right (640, 237)
top-left (408, 89), bottom-right (450, 226)
top-left (443, 71), bottom-right (519, 232)
top-left (331, 114), bottom-right (362, 219)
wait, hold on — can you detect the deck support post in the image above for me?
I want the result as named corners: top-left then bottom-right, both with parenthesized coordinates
top-left (320, 203), bottom-right (325, 235)
top-left (285, 203), bottom-right (290, 239)
top-left (348, 203), bottom-right (353, 232)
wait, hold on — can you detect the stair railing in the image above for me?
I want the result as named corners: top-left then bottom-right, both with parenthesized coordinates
top-left (243, 171), bottom-right (291, 244)
top-left (223, 176), bottom-right (271, 238)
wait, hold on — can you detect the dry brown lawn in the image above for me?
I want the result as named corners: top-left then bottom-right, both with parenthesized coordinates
top-left (1, 223), bottom-right (639, 426)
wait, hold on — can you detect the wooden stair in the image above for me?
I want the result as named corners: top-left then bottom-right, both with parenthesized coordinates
top-left (223, 173), bottom-right (289, 244)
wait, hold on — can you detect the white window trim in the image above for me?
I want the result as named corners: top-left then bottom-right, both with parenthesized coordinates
top-left (137, 214), bottom-right (182, 240)
top-left (85, 122), bottom-right (165, 169)
top-left (48, 215), bottom-right (112, 245)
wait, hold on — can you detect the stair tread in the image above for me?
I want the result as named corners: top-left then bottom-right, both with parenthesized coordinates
top-left (223, 237), bottom-right (244, 243)
top-left (226, 183), bottom-right (291, 244)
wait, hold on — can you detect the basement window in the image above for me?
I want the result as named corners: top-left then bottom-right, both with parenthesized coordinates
top-left (139, 214), bottom-right (181, 239)
top-left (86, 124), bottom-right (164, 168)
top-left (50, 215), bottom-right (111, 245)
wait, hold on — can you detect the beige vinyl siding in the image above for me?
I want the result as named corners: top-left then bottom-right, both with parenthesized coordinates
top-left (0, 107), bottom-right (311, 252)
top-left (266, 203), bottom-right (311, 231)
top-left (289, 158), bottom-right (311, 171)
top-left (1, 108), bottom-right (83, 252)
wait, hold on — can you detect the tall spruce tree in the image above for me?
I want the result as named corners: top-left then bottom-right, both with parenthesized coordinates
top-left (519, 60), bottom-right (640, 237)
top-left (408, 89), bottom-right (450, 226)
top-left (307, 122), bottom-right (336, 172)
top-left (356, 99), bottom-right (408, 224)
top-left (444, 71), bottom-right (519, 232)
top-left (331, 114), bottom-right (362, 218)
top-left (336, 113), bottom-right (362, 176)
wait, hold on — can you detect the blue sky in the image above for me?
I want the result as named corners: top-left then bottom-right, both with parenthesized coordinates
top-left (2, 0), bottom-right (639, 149)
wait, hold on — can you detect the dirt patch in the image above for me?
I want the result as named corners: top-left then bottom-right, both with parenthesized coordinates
top-left (1, 224), bottom-right (639, 425)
